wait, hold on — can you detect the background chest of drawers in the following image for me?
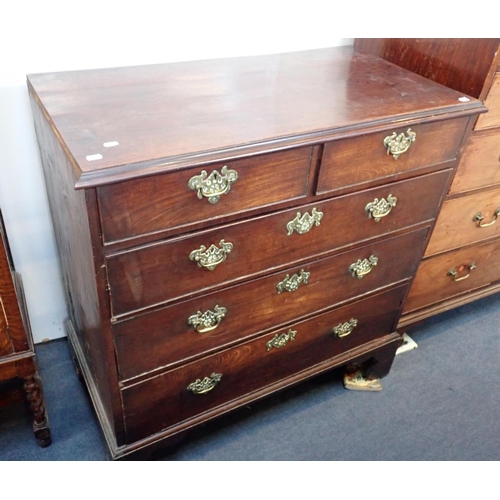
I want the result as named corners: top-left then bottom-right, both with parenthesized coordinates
top-left (27, 46), bottom-right (484, 459)
top-left (0, 211), bottom-right (51, 447)
top-left (354, 39), bottom-right (500, 327)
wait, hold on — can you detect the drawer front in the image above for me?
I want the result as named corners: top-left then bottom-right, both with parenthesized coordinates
top-left (449, 130), bottom-right (500, 194)
top-left (476, 73), bottom-right (500, 131)
top-left (122, 284), bottom-right (407, 443)
top-left (425, 186), bottom-right (500, 257)
top-left (114, 228), bottom-right (427, 380)
top-left (404, 237), bottom-right (500, 314)
top-left (106, 172), bottom-right (447, 317)
top-left (97, 147), bottom-right (312, 244)
top-left (317, 117), bottom-right (468, 195)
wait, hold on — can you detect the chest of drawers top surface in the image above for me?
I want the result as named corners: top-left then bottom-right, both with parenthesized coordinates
top-left (27, 46), bottom-right (482, 188)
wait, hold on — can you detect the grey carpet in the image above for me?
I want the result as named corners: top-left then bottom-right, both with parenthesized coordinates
top-left (1, 293), bottom-right (499, 460)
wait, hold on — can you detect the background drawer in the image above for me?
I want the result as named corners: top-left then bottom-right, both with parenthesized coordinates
top-left (404, 237), bottom-right (500, 313)
top-left (113, 229), bottom-right (427, 380)
top-left (106, 171), bottom-right (449, 316)
top-left (121, 284), bottom-right (407, 443)
top-left (97, 147), bottom-right (312, 244)
top-left (449, 130), bottom-right (500, 194)
top-left (475, 73), bottom-right (500, 130)
top-left (425, 187), bottom-right (500, 256)
top-left (317, 117), bottom-right (468, 195)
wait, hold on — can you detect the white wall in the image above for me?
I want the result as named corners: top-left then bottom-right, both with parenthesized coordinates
top-left (0, 0), bottom-right (353, 343)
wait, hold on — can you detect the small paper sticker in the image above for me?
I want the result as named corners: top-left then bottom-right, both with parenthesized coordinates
top-left (459, 96), bottom-right (470, 102)
top-left (103, 141), bottom-right (119, 148)
top-left (86, 154), bottom-right (103, 161)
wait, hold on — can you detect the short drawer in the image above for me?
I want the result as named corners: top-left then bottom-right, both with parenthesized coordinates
top-left (449, 130), bottom-right (500, 194)
top-left (403, 237), bottom-right (500, 314)
top-left (97, 147), bottom-right (313, 244)
top-left (113, 228), bottom-right (427, 380)
top-left (121, 284), bottom-right (407, 443)
top-left (106, 172), bottom-right (447, 317)
top-left (475, 73), bottom-right (500, 131)
top-left (317, 117), bottom-right (468, 195)
top-left (425, 186), bottom-right (500, 257)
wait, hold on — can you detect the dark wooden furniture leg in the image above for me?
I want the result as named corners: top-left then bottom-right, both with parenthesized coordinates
top-left (23, 371), bottom-right (51, 448)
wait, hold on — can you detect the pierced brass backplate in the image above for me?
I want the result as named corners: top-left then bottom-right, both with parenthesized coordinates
top-left (188, 165), bottom-right (239, 204)
top-left (365, 194), bottom-right (397, 222)
top-left (189, 239), bottom-right (233, 270)
top-left (187, 373), bottom-right (222, 395)
top-left (349, 255), bottom-right (378, 279)
top-left (383, 129), bottom-right (416, 159)
top-left (276, 269), bottom-right (310, 294)
top-left (187, 305), bottom-right (227, 333)
top-left (332, 318), bottom-right (358, 338)
top-left (266, 329), bottom-right (297, 351)
top-left (286, 208), bottom-right (324, 235)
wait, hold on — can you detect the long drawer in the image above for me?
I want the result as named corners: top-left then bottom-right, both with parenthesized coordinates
top-left (449, 130), bottom-right (500, 195)
top-left (317, 117), bottom-right (468, 195)
top-left (97, 147), bottom-right (313, 244)
top-left (424, 186), bottom-right (500, 257)
top-left (121, 284), bottom-right (407, 443)
top-left (105, 171), bottom-right (447, 317)
top-left (404, 237), bottom-right (500, 313)
top-left (475, 73), bottom-right (500, 130)
top-left (113, 228), bottom-right (428, 380)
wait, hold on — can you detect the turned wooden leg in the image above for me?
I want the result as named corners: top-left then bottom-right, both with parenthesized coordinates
top-left (24, 374), bottom-right (52, 447)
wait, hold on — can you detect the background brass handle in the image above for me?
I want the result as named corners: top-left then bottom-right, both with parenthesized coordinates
top-left (349, 255), bottom-right (378, 279)
top-left (266, 329), bottom-right (297, 351)
top-left (187, 373), bottom-right (222, 394)
top-left (332, 318), bottom-right (358, 338)
top-left (447, 262), bottom-right (476, 282)
top-left (286, 208), bottom-right (324, 235)
top-left (365, 194), bottom-right (397, 222)
top-left (188, 305), bottom-right (227, 333)
top-left (383, 129), bottom-right (416, 159)
top-left (276, 269), bottom-right (310, 294)
top-left (189, 239), bottom-right (233, 270)
top-left (473, 208), bottom-right (500, 228)
top-left (188, 165), bottom-right (238, 204)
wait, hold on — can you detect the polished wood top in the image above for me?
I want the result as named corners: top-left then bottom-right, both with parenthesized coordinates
top-left (27, 45), bottom-right (484, 187)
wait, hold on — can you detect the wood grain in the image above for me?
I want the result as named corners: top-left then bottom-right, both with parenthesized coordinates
top-left (476, 73), bottom-right (500, 130)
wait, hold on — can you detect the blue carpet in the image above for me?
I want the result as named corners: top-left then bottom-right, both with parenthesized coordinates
top-left (1, 293), bottom-right (499, 461)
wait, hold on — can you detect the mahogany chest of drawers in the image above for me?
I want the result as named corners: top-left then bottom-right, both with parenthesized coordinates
top-left (27, 46), bottom-right (484, 459)
top-left (353, 39), bottom-right (500, 326)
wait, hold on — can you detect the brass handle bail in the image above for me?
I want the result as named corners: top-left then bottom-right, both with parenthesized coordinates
top-left (187, 373), bottom-right (222, 394)
top-left (447, 262), bottom-right (476, 282)
top-left (266, 329), bottom-right (297, 351)
top-left (188, 166), bottom-right (238, 204)
top-left (473, 208), bottom-right (500, 228)
top-left (383, 129), bottom-right (416, 159)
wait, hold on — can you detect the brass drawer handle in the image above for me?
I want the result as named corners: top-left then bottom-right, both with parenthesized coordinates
top-left (189, 239), bottom-right (233, 270)
top-left (266, 329), bottom-right (297, 351)
top-left (332, 318), bottom-right (358, 338)
top-left (188, 305), bottom-right (227, 333)
top-left (276, 269), bottom-right (310, 294)
top-left (349, 255), bottom-right (378, 279)
top-left (187, 373), bottom-right (222, 394)
top-left (365, 194), bottom-right (397, 222)
top-left (188, 165), bottom-right (239, 204)
top-left (383, 128), bottom-right (416, 160)
top-left (286, 208), bottom-right (324, 235)
top-left (473, 208), bottom-right (500, 228)
top-left (447, 262), bottom-right (476, 282)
